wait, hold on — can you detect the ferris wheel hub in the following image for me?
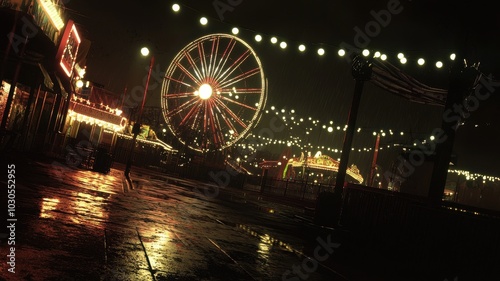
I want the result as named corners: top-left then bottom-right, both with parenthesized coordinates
top-left (198, 83), bottom-right (213, 100)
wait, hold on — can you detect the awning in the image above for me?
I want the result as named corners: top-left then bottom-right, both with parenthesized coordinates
top-left (1, 58), bottom-right (56, 92)
top-left (1, 8), bottom-right (60, 92)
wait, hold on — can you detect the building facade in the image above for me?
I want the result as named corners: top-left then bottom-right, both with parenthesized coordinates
top-left (0, 0), bottom-right (87, 153)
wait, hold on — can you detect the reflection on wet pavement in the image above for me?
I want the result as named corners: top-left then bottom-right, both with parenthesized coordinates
top-left (40, 198), bottom-right (60, 219)
top-left (2, 159), bottom-right (346, 281)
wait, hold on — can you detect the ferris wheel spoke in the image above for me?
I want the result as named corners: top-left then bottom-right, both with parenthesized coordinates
top-left (214, 98), bottom-right (248, 129)
top-left (197, 42), bottom-right (209, 79)
top-left (207, 37), bottom-right (220, 84)
top-left (219, 88), bottom-right (262, 94)
top-left (207, 101), bottom-right (215, 145)
top-left (164, 92), bottom-right (196, 99)
top-left (212, 38), bottom-right (236, 84)
top-left (203, 102), bottom-right (209, 136)
top-left (176, 62), bottom-right (202, 85)
top-left (179, 101), bottom-right (202, 127)
top-left (166, 98), bottom-right (199, 118)
top-left (184, 51), bottom-right (205, 83)
top-left (209, 100), bottom-right (224, 146)
top-left (215, 50), bottom-right (251, 84)
top-left (189, 103), bottom-right (203, 130)
top-left (218, 67), bottom-right (260, 89)
top-left (212, 100), bottom-right (240, 137)
top-left (220, 96), bottom-right (258, 111)
top-left (164, 75), bottom-right (195, 88)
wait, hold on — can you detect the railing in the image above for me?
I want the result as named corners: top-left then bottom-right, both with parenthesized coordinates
top-left (341, 184), bottom-right (500, 273)
top-left (253, 176), bottom-right (335, 201)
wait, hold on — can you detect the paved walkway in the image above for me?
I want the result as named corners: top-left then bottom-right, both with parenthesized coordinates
top-left (0, 152), bottom-right (478, 281)
top-left (0, 152), bottom-right (371, 281)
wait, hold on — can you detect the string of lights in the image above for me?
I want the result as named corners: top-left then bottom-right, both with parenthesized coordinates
top-left (167, 3), bottom-right (499, 182)
top-left (229, 105), bottom-right (500, 182)
top-left (169, 3), bottom-right (458, 70)
top-left (230, 104), bottom-right (491, 156)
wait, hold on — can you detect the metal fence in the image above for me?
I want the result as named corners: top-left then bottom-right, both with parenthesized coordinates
top-left (341, 184), bottom-right (500, 273)
top-left (250, 176), bottom-right (337, 201)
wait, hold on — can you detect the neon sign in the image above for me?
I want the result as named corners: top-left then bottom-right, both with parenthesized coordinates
top-left (56, 20), bottom-right (81, 77)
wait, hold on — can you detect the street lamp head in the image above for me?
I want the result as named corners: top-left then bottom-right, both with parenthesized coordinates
top-left (140, 47), bottom-right (150, 57)
top-left (75, 79), bottom-right (84, 88)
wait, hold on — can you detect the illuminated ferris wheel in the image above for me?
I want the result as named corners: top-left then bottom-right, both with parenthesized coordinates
top-left (161, 33), bottom-right (267, 153)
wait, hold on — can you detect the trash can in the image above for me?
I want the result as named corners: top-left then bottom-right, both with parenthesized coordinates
top-left (93, 148), bottom-right (113, 174)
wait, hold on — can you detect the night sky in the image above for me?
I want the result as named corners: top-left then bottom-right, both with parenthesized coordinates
top-left (64, 0), bottom-right (500, 177)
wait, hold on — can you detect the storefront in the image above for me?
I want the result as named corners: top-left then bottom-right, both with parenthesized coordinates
top-left (0, 78), bottom-right (67, 151)
top-left (0, 2), bottom-right (85, 153)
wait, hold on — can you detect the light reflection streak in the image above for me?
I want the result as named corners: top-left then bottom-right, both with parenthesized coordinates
top-left (258, 234), bottom-right (271, 262)
top-left (38, 192), bottom-right (109, 229)
top-left (140, 228), bottom-right (173, 269)
top-left (237, 224), bottom-right (300, 264)
top-left (40, 198), bottom-right (60, 219)
top-left (72, 192), bottom-right (108, 227)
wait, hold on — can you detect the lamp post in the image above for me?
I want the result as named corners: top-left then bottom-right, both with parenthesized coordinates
top-left (124, 47), bottom-right (155, 177)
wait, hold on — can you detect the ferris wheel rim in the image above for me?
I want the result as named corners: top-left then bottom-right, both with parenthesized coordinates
top-left (161, 33), bottom-right (267, 153)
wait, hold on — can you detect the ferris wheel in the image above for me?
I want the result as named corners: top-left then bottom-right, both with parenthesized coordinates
top-left (161, 33), bottom-right (267, 153)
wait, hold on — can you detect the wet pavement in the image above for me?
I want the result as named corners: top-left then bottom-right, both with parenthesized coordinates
top-left (2, 152), bottom-right (470, 281)
top-left (1, 153), bottom-right (370, 281)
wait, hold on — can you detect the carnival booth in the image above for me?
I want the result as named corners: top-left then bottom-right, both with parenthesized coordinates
top-left (64, 95), bottom-right (127, 149)
top-left (283, 152), bottom-right (364, 185)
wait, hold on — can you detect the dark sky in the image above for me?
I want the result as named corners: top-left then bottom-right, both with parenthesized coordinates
top-left (64, 0), bottom-right (500, 177)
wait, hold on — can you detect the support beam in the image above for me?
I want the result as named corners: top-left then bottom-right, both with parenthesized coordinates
top-left (314, 55), bottom-right (372, 227)
top-left (428, 59), bottom-right (479, 207)
top-left (369, 133), bottom-right (381, 187)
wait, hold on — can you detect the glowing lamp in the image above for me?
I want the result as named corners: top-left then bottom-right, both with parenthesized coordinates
top-left (199, 84), bottom-right (213, 100)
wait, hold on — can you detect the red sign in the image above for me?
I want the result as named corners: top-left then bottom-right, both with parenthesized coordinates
top-left (56, 20), bottom-right (81, 77)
